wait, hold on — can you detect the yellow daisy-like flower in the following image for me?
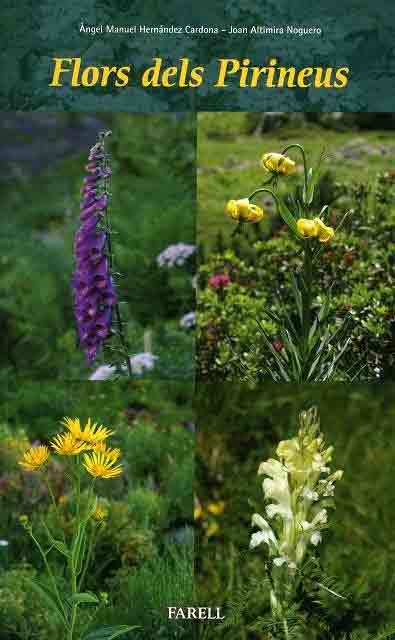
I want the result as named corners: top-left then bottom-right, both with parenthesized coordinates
top-left (262, 152), bottom-right (296, 176)
top-left (297, 218), bottom-right (335, 243)
top-left (18, 445), bottom-right (50, 472)
top-left (92, 503), bottom-right (109, 521)
top-left (92, 442), bottom-right (121, 462)
top-left (61, 417), bottom-right (114, 445)
top-left (225, 198), bottom-right (264, 224)
top-left (51, 432), bottom-right (88, 456)
top-left (83, 451), bottom-right (123, 479)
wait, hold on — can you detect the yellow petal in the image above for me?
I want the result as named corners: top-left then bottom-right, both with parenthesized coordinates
top-left (297, 218), bottom-right (318, 238)
top-left (225, 200), bottom-right (239, 220)
top-left (313, 218), bottom-right (335, 243)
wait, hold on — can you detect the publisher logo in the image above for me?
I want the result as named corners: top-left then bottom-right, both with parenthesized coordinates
top-left (167, 607), bottom-right (225, 621)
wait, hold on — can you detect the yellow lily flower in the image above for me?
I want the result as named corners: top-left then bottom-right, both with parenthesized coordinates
top-left (297, 218), bottom-right (318, 239)
top-left (297, 218), bottom-right (335, 243)
top-left (313, 218), bottom-right (335, 243)
top-left (262, 152), bottom-right (296, 176)
top-left (225, 198), bottom-right (264, 223)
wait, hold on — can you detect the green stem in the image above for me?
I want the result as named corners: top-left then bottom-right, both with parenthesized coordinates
top-left (248, 175), bottom-right (274, 199)
top-left (283, 618), bottom-right (290, 640)
top-left (78, 525), bottom-right (97, 591)
top-left (302, 243), bottom-right (313, 352)
top-left (44, 476), bottom-right (66, 542)
top-left (75, 458), bottom-right (81, 520)
top-left (29, 531), bottom-right (68, 628)
top-left (100, 134), bottom-right (133, 379)
top-left (281, 143), bottom-right (309, 203)
top-left (248, 187), bottom-right (282, 209)
top-left (69, 567), bottom-right (78, 640)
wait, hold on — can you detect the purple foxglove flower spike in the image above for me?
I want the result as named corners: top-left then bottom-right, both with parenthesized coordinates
top-left (72, 131), bottom-right (131, 373)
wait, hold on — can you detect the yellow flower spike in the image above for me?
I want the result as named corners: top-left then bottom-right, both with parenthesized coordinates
top-left (61, 417), bottom-right (114, 445)
top-left (297, 218), bottom-right (318, 239)
top-left (83, 451), bottom-right (123, 479)
top-left (262, 152), bottom-right (296, 176)
top-left (313, 218), bottom-right (335, 243)
top-left (18, 445), bottom-right (50, 472)
top-left (51, 432), bottom-right (88, 456)
top-left (225, 198), bottom-right (264, 224)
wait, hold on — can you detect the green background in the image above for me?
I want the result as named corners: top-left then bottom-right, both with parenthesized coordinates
top-left (1, 0), bottom-right (395, 111)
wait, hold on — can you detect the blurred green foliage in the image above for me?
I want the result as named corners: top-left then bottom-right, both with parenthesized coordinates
top-left (0, 380), bottom-right (194, 639)
top-left (1, 113), bottom-right (195, 381)
top-left (197, 116), bottom-right (395, 381)
top-left (195, 384), bottom-right (395, 638)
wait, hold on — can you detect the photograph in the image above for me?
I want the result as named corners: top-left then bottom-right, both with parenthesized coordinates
top-left (197, 113), bottom-right (395, 383)
top-left (2, 113), bottom-right (196, 382)
top-left (0, 378), bottom-right (194, 639)
top-left (195, 383), bottom-right (395, 639)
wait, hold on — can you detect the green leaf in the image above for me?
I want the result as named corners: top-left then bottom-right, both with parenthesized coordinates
top-left (42, 520), bottom-right (71, 558)
top-left (277, 198), bottom-right (299, 236)
top-left (84, 625), bottom-right (138, 640)
top-left (26, 578), bottom-right (68, 625)
top-left (69, 591), bottom-right (100, 606)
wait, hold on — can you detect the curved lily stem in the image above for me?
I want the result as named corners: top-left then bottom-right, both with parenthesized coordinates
top-left (249, 186), bottom-right (282, 209)
top-left (248, 175), bottom-right (274, 199)
top-left (281, 143), bottom-right (309, 205)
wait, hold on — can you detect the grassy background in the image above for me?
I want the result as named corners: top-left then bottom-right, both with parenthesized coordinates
top-left (1, 113), bottom-right (195, 381)
top-left (0, 379), bottom-right (194, 639)
top-left (196, 113), bottom-right (395, 381)
top-left (197, 113), bottom-right (395, 249)
top-left (196, 383), bottom-right (395, 638)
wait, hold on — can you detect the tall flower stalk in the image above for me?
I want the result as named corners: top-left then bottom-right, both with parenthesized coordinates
top-left (18, 418), bottom-right (134, 640)
top-left (225, 145), bottom-right (352, 382)
top-left (250, 408), bottom-right (343, 637)
top-left (72, 131), bottom-right (132, 377)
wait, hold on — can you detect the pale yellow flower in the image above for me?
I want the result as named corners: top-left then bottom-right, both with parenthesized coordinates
top-left (262, 152), bottom-right (296, 176)
top-left (18, 445), bottom-right (50, 472)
